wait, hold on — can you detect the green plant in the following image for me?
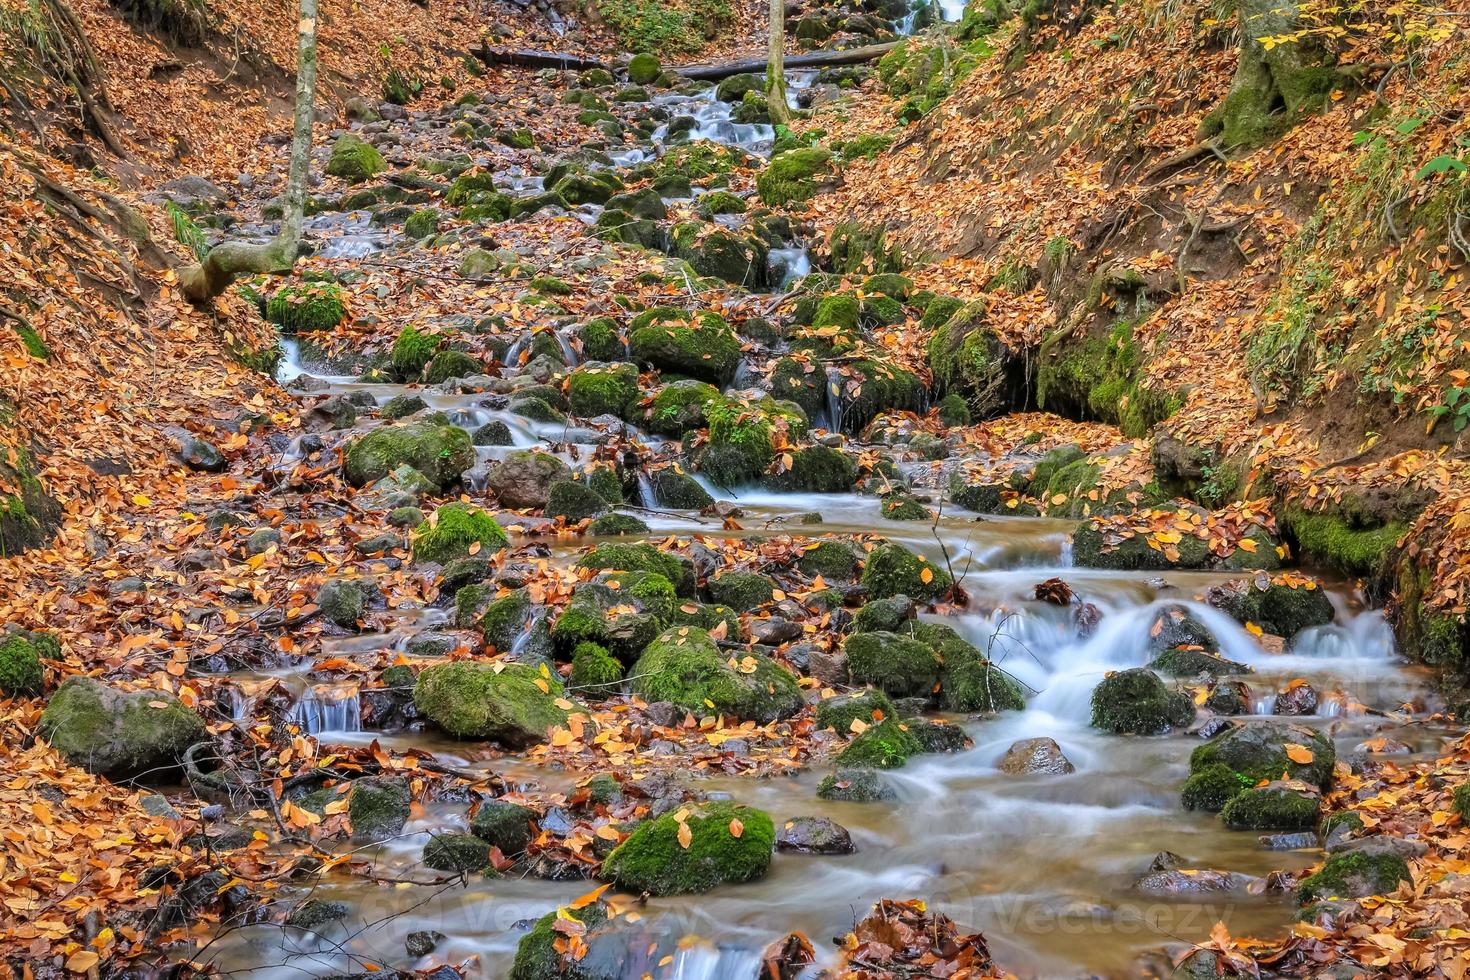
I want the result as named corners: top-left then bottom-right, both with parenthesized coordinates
top-left (1428, 370), bottom-right (1470, 433)
top-left (165, 201), bottom-right (207, 259)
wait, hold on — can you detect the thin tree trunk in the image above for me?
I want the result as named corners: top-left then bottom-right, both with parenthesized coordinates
top-left (766, 0), bottom-right (791, 125)
top-left (179, 0), bottom-right (318, 302)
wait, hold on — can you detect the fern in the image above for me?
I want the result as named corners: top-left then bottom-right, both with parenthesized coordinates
top-left (165, 201), bottom-right (207, 260)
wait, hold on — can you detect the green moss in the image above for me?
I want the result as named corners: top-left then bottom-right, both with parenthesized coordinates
top-left (568, 363), bottom-right (639, 419)
top-left (576, 317), bottom-right (625, 363)
top-left (938, 645), bottom-right (1026, 712)
top-left (326, 134), bottom-right (386, 183)
top-left (628, 308), bottom-right (742, 385)
top-left (843, 631), bottom-right (942, 699)
top-left (569, 641), bottom-right (625, 694)
top-left (817, 767), bottom-right (896, 802)
top-left (797, 540), bottom-right (860, 581)
top-left (814, 688), bottom-right (896, 733)
top-left (1090, 668), bottom-right (1195, 735)
top-left (510, 902), bottom-right (612, 980)
top-left (547, 481), bottom-right (608, 522)
top-left (697, 190), bottom-right (747, 218)
top-left (1148, 647), bottom-right (1248, 678)
top-left (413, 661), bottom-right (573, 745)
top-left (645, 381), bottom-right (722, 436)
top-left (1320, 810), bottom-right (1365, 840)
top-left (881, 496), bottom-right (931, 520)
top-left (1190, 724), bottom-right (1337, 790)
top-left (626, 52), bottom-right (661, 83)
top-left (588, 512), bottom-right (649, 535)
top-left (1221, 786), bottom-right (1319, 831)
top-left (1285, 506), bottom-right (1405, 578)
top-left (424, 349), bottom-right (482, 384)
top-left (479, 588), bottom-right (534, 652)
top-left (348, 779), bottom-right (411, 841)
top-left (578, 542), bottom-right (695, 596)
top-left (265, 282), bottom-right (346, 333)
top-left (422, 832), bottom-right (497, 873)
top-left (38, 677), bottom-right (205, 777)
top-left (0, 632), bottom-right (46, 696)
top-left (471, 799), bottom-right (536, 855)
top-left (1220, 580), bottom-right (1335, 639)
top-left (591, 0), bottom-right (732, 55)
top-left (629, 627), bottom-right (803, 722)
top-left (344, 416), bottom-right (475, 490)
top-left (700, 400), bottom-right (781, 486)
top-left (860, 542), bottom-right (953, 601)
top-left (755, 147), bottom-right (833, 207)
top-left (707, 571), bottom-right (775, 612)
top-left (813, 293), bottom-right (860, 331)
top-left (836, 717), bottom-right (923, 769)
top-left (601, 800), bottom-right (773, 895)
top-left (412, 504), bottom-right (508, 565)
top-left (1182, 762), bottom-right (1251, 812)
top-left (1299, 851), bottom-right (1412, 903)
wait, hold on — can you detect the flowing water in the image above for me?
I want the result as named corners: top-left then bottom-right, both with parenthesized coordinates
top-left (201, 9), bottom-right (1451, 976)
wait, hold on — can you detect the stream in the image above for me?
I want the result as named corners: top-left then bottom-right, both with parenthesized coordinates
top-left (199, 5), bottom-right (1449, 977)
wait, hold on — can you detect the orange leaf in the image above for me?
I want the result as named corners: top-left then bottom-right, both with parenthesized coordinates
top-left (728, 817), bottom-right (744, 838)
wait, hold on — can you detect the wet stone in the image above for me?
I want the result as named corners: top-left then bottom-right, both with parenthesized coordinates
top-left (998, 737), bottom-right (1075, 776)
top-left (776, 816), bottom-right (855, 855)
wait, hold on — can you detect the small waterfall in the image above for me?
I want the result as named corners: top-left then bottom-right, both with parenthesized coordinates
top-left (287, 683), bottom-right (362, 734)
top-left (636, 472), bottom-right (655, 508)
top-left (768, 247), bottom-right (811, 288)
top-left (823, 366), bottom-right (845, 433)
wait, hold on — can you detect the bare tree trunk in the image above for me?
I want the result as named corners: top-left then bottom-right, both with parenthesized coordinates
top-left (179, 0), bottom-right (318, 303)
top-left (766, 0), bottom-right (791, 125)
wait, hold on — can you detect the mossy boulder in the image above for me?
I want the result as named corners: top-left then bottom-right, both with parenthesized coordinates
top-left (510, 902), bottom-right (613, 980)
top-left (939, 645), bottom-right (1026, 713)
top-left (1216, 579), bottom-right (1335, 640)
top-left (1189, 722), bottom-right (1336, 790)
top-left (470, 799), bottom-right (537, 855)
top-left (578, 542), bottom-right (696, 596)
top-left (345, 416), bottom-right (475, 491)
top-left (629, 627), bottom-right (803, 722)
top-left (318, 577), bottom-right (368, 628)
top-left (814, 688), bottom-right (896, 733)
top-left (600, 801), bottom-right (774, 895)
top-left (0, 630), bottom-right (49, 696)
top-left (817, 767), bottom-right (896, 802)
top-left (761, 445), bottom-right (859, 494)
top-left (390, 325), bottom-right (441, 380)
top-left (628, 308), bottom-right (742, 386)
top-left (404, 208), bottom-right (441, 240)
top-left (626, 52), bottom-right (661, 84)
top-left (546, 481), bottom-right (608, 522)
top-left (1220, 784), bottom-right (1319, 831)
top-left (412, 504), bottom-right (508, 565)
top-left (645, 380), bottom-right (723, 436)
top-left (422, 832), bottom-right (497, 873)
top-left (348, 778), bottom-right (411, 841)
top-left (1282, 506), bottom-right (1404, 578)
top-left (479, 588), bottom-right (537, 653)
top-left (843, 631), bottom-right (942, 699)
top-left (647, 469), bottom-right (715, 509)
top-left (552, 586), bottom-right (662, 663)
top-left (756, 147), bottom-right (834, 207)
top-left (1181, 762), bottom-right (1252, 812)
top-left (589, 512), bottom-right (649, 535)
top-left (1090, 668), bottom-right (1195, 735)
top-left (1072, 514), bottom-right (1213, 571)
top-left (797, 539), bottom-right (861, 581)
top-left (706, 571), bottom-right (776, 612)
top-left (860, 542), bottom-right (953, 601)
top-left (926, 300), bottom-right (1019, 416)
top-left (852, 595), bottom-right (915, 634)
top-left (1148, 647), bottom-right (1249, 678)
top-left (326, 134), bottom-right (386, 183)
top-left (835, 717), bottom-right (924, 769)
top-left (414, 661), bottom-right (576, 746)
top-left (1298, 850), bottom-right (1412, 903)
top-left (669, 222), bottom-right (771, 288)
top-left (881, 496), bottom-right (931, 521)
top-left (39, 677), bottom-right (205, 778)
top-left (425, 349), bottom-right (482, 384)
top-left (568, 363), bottom-right (640, 419)
top-left (569, 641), bottom-right (625, 694)
top-left (576, 317), bottom-right (626, 362)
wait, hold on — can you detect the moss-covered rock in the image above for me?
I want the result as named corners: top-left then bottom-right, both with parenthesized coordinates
top-left (568, 363), bottom-right (639, 419)
top-left (817, 767), bottom-right (896, 802)
top-left (835, 717), bottom-right (923, 769)
top-left (814, 688), bottom-right (896, 733)
top-left (756, 147), bottom-right (833, 207)
top-left (265, 282), bottom-right (347, 333)
top-left (1298, 850), bottom-right (1412, 903)
top-left (645, 380), bottom-right (723, 436)
top-left (424, 349), bottom-right (482, 384)
top-left (479, 588), bottom-right (536, 653)
top-left (578, 542), bottom-right (696, 596)
top-left (412, 504), bottom-right (508, 565)
top-left (345, 416), bottom-right (475, 490)
top-left (588, 512), bottom-right (650, 536)
top-left (628, 308), bottom-right (742, 385)
top-left (414, 661), bottom-right (576, 745)
top-left (1284, 506), bottom-right (1404, 578)
top-left (706, 571), bottom-right (776, 612)
top-left (796, 539), bottom-right (861, 581)
top-left (1148, 647), bottom-right (1249, 678)
top-left (1181, 762), bottom-right (1252, 812)
top-left (647, 469), bottom-right (715, 510)
top-left (510, 902), bottom-right (614, 980)
top-left (486, 451), bottom-right (572, 510)
top-left (0, 631), bottom-right (48, 697)
top-left (569, 641), bottom-right (625, 695)
top-left (1072, 510), bottom-right (1214, 571)
top-left (326, 134), bottom-right (386, 183)
top-left (939, 646), bottom-right (1026, 712)
top-left (422, 832), bottom-right (497, 873)
top-left (669, 221), bottom-right (771, 288)
top-left (404, 208), bottom-right (441, 240)
top-left (470, 799), bottom-right (537, 855)
top-left (1090, 668), bottom-right (1195, 735)
top-left (1190, 722), bottom-right (1336, 790)
top-left (852, 595), bottom-right (915, 634)
top-left (390, 325), bottom-right (441, 380)
top-left (38, 677), bottom-right (205, 778)
top-left (546, 480), bottom-right (609, 522)
top-left (860, 542), bottom-right (953, 601)
top-left (348, 778), bottom-right (411, 841)
top-left (843, 631), bottom-right (942, 699)
top-left (629, 627), bottom-right (802, 722)
top-left (1220, 784), bottom-right (1319, 831)
top-left (881, 495), bottom-right (931, 520)
top-left (600, 801), bottom-right (774, 895)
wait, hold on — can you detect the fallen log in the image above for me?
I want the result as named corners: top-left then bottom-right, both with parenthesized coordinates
top-left (672, 41), bottom-right (902, 82)
top-left (475, 45), bottom-right (611, 73)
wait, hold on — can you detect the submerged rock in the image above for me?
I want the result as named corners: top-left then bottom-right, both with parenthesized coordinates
top-left (998, 737), bottom-right (1075, 775)
top-left (776, 816), bottom-right (855, 854)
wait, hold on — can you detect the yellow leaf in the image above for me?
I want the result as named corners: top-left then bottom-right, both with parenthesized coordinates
top-left (131, 494), bottom-right (151, 507)
top-left (1245, 621), bottom-right (1263, 637)
top-left (66, 951), bottom-right (100, 973)
top-left (1284, 743), bottom-right (1314, 764)
top-left (677, 821), bottom-right (693, 849)
top-left (919, 567), bottom-right (934, 584)
top-left (848, 718), bottom-right (869, 734)
top-left (534, 677), bottom-right (551, 694)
